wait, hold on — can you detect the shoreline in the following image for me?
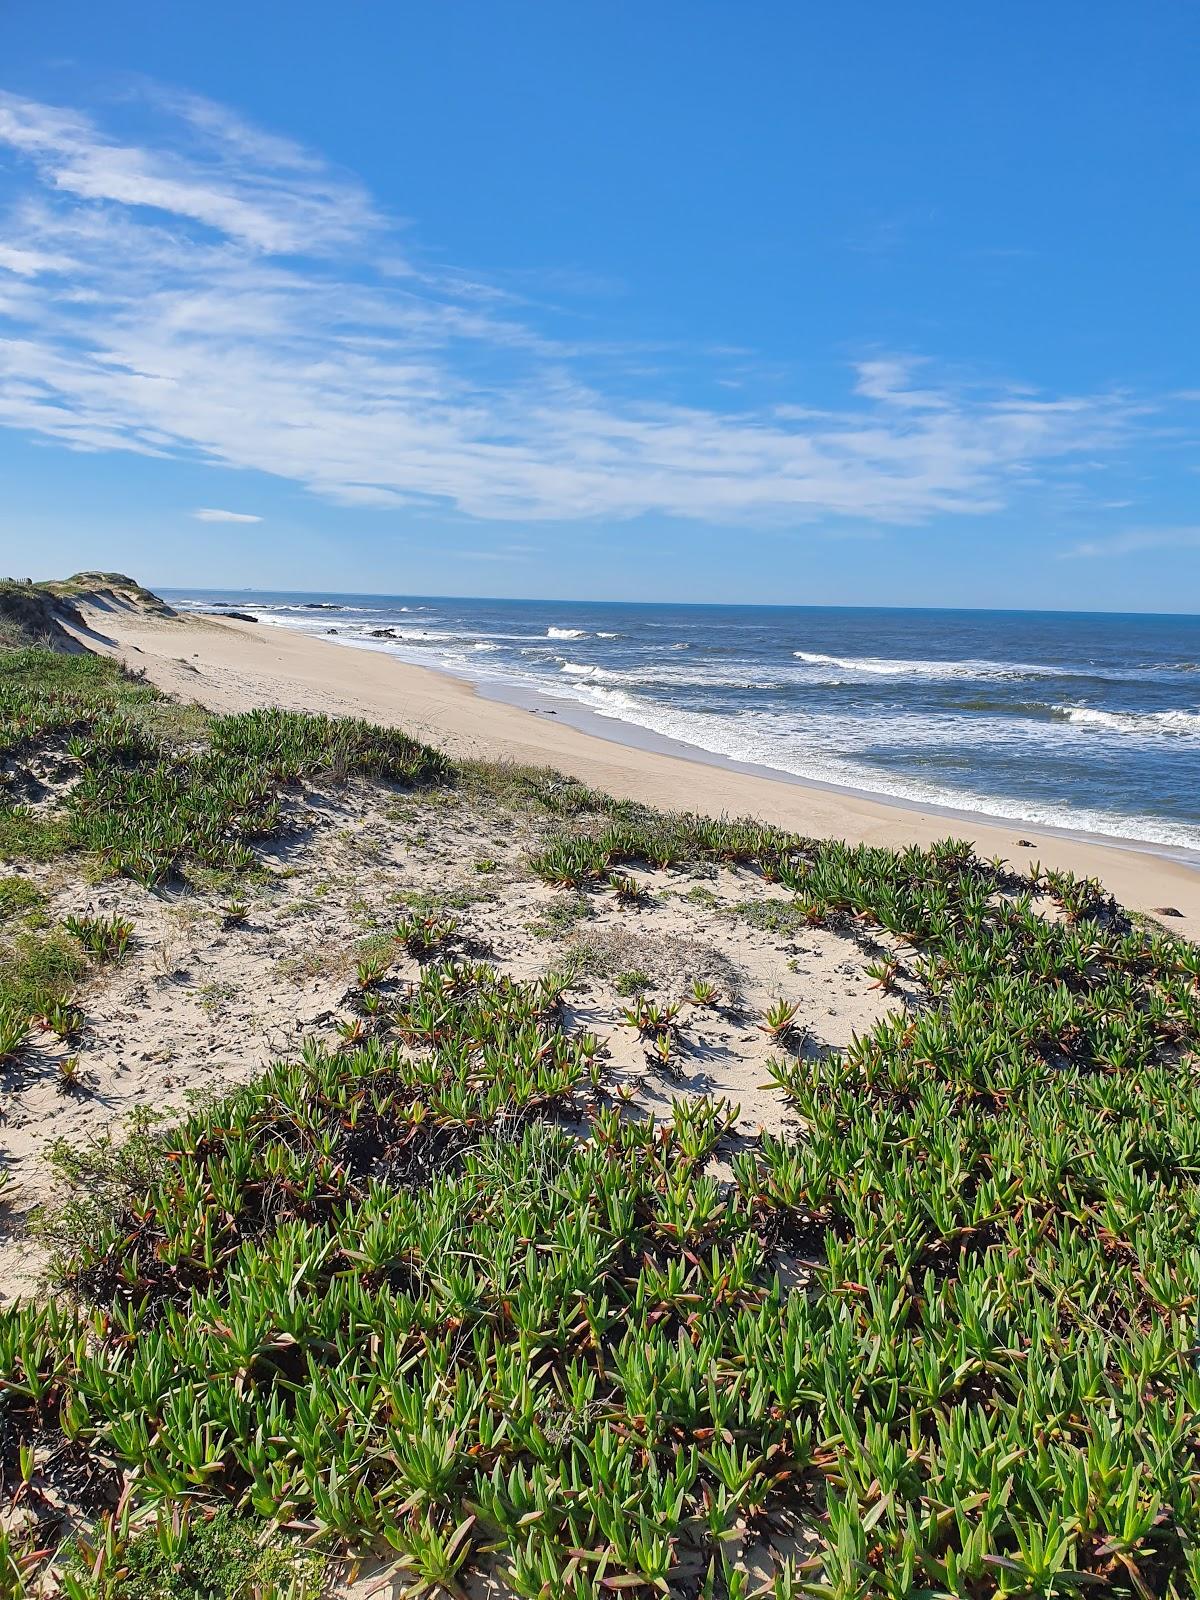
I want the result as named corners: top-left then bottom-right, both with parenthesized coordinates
top-left (73, 601), bottom-right (1200, 934)
top-left (233, 609), bottom-right (1200, 870)
top-left (466, 667), bottom-right (1200, 872)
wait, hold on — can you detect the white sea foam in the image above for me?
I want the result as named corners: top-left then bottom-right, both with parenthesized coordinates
top-left (558, 682), bottom-right (1200, 849)
top-left (261, 603), bottom-right (369, 615)
top-left (547, 626), bottom-right (587, 639)
top-left (789, 651), bottom-right (1199, 686)
top-left (1060, 707), bottom-right (1200, 736)
top-left (557, 658), bottom-right (829, 692)
top-left (362, 623), bottom-right (500, 643)
top-left (791, 650), bottom-right (1051, 680)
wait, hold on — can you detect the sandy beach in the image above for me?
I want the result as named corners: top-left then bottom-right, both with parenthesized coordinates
top-left (73, 597), bottom-right (1200, 934)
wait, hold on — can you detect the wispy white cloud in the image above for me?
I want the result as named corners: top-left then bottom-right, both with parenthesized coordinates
top-left (0, 242), bottom-right (75, 276)
top-left (193, 507), bottom-right (262, 523)
top-left (1064, 526), bottom-right (1200, 558)
top-left (0, 90), bottom-right (372, 253)
top-left (0, 86), bottom-right (1155, 526)
top-left (852, 358), bottom-right (951, 411)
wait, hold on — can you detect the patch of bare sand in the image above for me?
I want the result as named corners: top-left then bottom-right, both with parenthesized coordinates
top-left (0, 779), bottom-right (894, 1303)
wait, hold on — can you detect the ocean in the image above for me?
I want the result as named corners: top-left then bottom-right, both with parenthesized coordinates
top-left (164, 591), bottom-right (1200, 855)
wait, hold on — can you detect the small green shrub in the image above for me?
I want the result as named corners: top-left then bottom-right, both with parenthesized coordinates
top-left (64, 1506), bottom-right (322, 1600)
top-left (0, 875), bottom-right (45, 923)
top-left (0, 927), bottom-right (87, 1024)
top-left (614, 969), bottom-right (653, 997)
top-left (0, 806), bottom-right (70, 862)
top-left (526, 892), bottom-right (591, 940)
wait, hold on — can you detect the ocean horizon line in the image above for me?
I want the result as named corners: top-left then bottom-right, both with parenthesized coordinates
top-left (158, 587), bottom-right (1200, 624)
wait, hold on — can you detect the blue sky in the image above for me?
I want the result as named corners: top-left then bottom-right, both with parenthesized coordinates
top-left (1, 2), bottom-right (1197, 609)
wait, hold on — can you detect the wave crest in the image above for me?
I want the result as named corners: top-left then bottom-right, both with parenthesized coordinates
top-left (792, 650), bottom-right (1048, 681)
top-left (1060, 707), bottom-right (1200, 736)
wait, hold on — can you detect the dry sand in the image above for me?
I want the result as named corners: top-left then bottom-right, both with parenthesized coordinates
top-left (2, 727), bottom-right (892, 1298)
top-left (70, 598), bottom-right (1200, 935)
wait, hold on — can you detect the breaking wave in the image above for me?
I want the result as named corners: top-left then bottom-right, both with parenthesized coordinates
top-left (1060, 707), bottom-right (1200, 737)
top-left (792, 651), bottom-right (1050, 680)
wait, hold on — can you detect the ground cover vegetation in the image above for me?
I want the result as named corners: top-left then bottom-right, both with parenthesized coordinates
top-left (0, 643), bottom-right (1199, 1596)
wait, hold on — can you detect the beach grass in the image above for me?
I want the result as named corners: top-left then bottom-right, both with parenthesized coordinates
top-left (1, 643), bottom-right (1200, 1595)
top-left (1, 650), bottom-right (448, 887)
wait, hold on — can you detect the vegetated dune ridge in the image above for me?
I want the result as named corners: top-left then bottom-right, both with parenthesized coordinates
top-left (0, 572), bottom-right (174, 654)
top-left (0, 579), bottom-right (1197, 1597)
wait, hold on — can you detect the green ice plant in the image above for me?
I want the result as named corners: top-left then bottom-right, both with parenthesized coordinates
top-left (392, 912), bottom-right (458, 960)
top-left (354, 948), bottom-right (392, 989)
top-left (607, 871), bottom-right (644, 905)
top-left (63, 912), bottom-right (134, 962)
top-left (38, 997), bottom-right (83, 1040)
top-left (0, 1001), bottom-right (27, 1063)
top-left (55, 1055), bottom-right (90, 1096)
top-left (760, 997), bottom-right (799, 1040)
top-left (864, 955), bottom-right (901, 992)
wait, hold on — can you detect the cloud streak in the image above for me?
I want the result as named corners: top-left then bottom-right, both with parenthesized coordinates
top-left (0, 86), bottom-right (1149, 526)
top-left (193, 508), bottom-right (262, 523)
top-left (1064, 526), bottom-right (1200, 559)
